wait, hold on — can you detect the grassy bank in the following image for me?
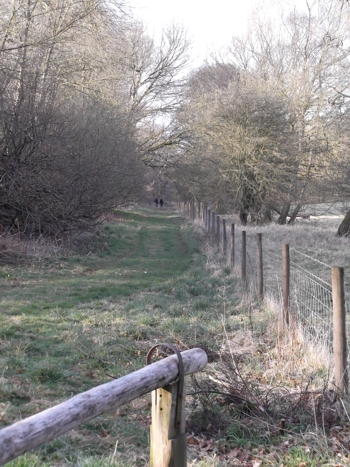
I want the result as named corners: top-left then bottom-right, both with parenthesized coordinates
top-left (0, 208), bottom-right (349, 466)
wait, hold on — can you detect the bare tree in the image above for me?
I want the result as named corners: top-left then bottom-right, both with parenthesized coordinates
top-left (0, 0), bottom-right (145, 235)
top-left (226, 0), bottom-right (350, 224)
top-left (173, 67), bottom-right (294, 223)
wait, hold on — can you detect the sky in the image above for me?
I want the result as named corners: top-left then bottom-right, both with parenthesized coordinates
top-left (128, 0), bottom-right (261, 67)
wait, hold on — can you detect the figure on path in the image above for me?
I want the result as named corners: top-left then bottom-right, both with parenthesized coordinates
top-left (154, 197), bottom-right (159, 207)
top-left (159, 198), bottom-right (164, 208)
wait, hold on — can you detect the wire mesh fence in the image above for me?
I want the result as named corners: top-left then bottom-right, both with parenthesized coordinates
top-left (190, 204), bottom-right (350, 374)
top-left (264, 248), bottom-right (283, 302)
top-left (289, 255), bottom-right (333, 349)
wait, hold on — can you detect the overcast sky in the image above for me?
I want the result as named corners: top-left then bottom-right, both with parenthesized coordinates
top-left (128, 0), bottom-right (261, 67)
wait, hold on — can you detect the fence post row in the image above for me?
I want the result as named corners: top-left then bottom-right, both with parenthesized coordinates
top-left (0, 348), bottom-right (207, 467)
top-left (184, 205), bottom-right (349, 398)
top-left (332, 267), bottom-right (348, 394)
top-left (282, 244), bottom-right (290, 325)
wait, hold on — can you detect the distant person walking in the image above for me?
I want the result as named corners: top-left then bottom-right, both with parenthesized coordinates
top-left (159, 198), bottom-right (164, 208)
top-left (154, 197), bottom-right (159, 207)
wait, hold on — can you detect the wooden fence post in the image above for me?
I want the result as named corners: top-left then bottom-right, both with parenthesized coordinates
top-left (332, 267), bottom-right (348, 394)
top-left (191, 202), bottom-right (195, 220)
top-left (230, 223), bottom-right (235, 268)
top-left (257, 233), bottom-right (263, 299)
top-left (150, 382), bottom-right (186, 467)
top-left (222, 219), bottom-right (227, 255)
top-left (216, 215), bottom-right (220, 242)
top-left (242, 230), bottom-right (247, 284)
top-left (198, 202), bottom-right (201, 220)
top-left (211, 212), bottom-right (215, 234)
top-left (282, 244), bottom-right (290, 325)
top-left (207, 209), bottom-right (210, 230)
top-left (0, 348), bottom-right (207, 466)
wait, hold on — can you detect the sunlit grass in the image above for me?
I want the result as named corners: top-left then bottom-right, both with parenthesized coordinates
top-left (1, 207), bottom-right (347, 466)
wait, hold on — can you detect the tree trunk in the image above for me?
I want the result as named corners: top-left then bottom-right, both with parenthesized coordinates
top-left (278, 202), bottom-right (291, 225)
top-left (239, 211), bottom-right (248, 226)
top-left (337, 210), bottom-right (350, 237)
top-left (261, 208), bottom-right (272, 223)
top-left (288, 203), bottom-right (302, 224)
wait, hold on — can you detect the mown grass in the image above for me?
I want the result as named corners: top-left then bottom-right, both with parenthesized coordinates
top-left (0, 207), bottom-right (349, 466)
top-left (0, 207), bottom-right (243, 465)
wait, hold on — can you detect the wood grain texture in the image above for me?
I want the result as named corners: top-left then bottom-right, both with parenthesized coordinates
top-left (332, 267), bottom-right (348, 394)
top-left (0, 348), bottom-right (207, 466)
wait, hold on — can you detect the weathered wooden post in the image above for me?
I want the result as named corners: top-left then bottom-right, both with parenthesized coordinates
top-left (207, 209), bottom-right (210, 230)
top-left (282, 244), bottom-right (290, 325)
top-left (211, 212), bottom-right (215, 234)
top-left (216, 215), bottom-right (220, 243)
top-left (230, 223), bottom-right (235, 268)
top-left (191, 201), bottom-right (195, 220)
top-left (198, 202), bottom-right (201, 220)
top-left (222, 219), bottom-right (227, 255)
top-left (149, 345), bottom-right (186, 467)
top-left (332, 267), bottom-right (348, 394)
top-left (257, 233), bottom-right (263, 299)
top-left (0, 348), bottom-right (207, 467)
top-left (242, 231), bottom-right (247, 284)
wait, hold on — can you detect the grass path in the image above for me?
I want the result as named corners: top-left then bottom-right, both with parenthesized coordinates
top-left (0, 207), bottom-right (234, 466)
top-left (1, 209), bottom-right (344, 467)
top-left (0, 209), bottom-right (197, 313)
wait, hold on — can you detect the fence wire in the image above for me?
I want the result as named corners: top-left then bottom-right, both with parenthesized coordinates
top-left (195, 207), bottom-right (350, 361)
top-left (263, 248), bottom-right (282, 302)
top-left (290, 267), bottom-right (333, 348)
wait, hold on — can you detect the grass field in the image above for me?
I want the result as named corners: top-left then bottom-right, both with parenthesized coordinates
top-left (1, 207), bottom-right (350, 466)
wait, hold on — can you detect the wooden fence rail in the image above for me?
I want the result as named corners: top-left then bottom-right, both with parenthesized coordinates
top-left (0, 347), bottom-right (207, 466)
